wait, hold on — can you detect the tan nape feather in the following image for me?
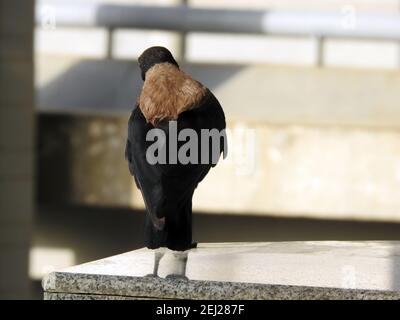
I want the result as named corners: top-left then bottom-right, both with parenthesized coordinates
top-left (139, 63), bottom-right (206, 126)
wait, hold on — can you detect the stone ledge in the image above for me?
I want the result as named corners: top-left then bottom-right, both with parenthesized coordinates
top-left (42, 241), bottom-right (400, 300)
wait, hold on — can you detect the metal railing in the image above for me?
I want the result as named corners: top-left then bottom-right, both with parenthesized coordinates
top-left (36, 0), bottom-right (400, 65)
top-left (36, 0), bottom-right (400, 38)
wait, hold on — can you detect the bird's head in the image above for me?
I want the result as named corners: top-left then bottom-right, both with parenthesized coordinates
top-left (138, 46), bottom-right (179, 80)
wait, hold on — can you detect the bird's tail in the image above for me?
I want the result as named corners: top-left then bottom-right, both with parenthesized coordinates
top-left (145, 197), bottom-right (194, 251)
top-left (151, 215), bottom-right (165, 231)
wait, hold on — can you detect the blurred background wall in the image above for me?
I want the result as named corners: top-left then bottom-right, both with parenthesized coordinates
top-left (0, 0), bottom-right (34, 299)
top-left (2, 0), bottom-right (400, 299)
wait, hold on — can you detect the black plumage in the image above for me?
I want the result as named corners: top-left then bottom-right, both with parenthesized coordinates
top-left (125, 47), bottom-right (226, 251)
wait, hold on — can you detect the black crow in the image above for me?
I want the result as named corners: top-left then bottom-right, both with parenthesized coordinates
top-left (125, 46), bottom-right (226, 252)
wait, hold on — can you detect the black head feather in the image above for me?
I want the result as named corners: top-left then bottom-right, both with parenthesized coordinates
top-left (138, 46), bottom-right (179, 80)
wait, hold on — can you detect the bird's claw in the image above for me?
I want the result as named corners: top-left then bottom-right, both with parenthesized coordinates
top-left (165, 274), bottom-right (189, 281)
top-left (144, 273), bottom-right (159, 278)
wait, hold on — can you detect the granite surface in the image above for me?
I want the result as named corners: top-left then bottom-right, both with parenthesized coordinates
top-left (43, 292), bottom-right (158, 300)
top-left (42, 241), bottom-right (400, 300)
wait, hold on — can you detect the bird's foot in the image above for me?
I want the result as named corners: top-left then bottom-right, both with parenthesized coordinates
top-left (165, 274), bottom-right (189, 281)
top-left (144, 273), bottom-right (159, 278)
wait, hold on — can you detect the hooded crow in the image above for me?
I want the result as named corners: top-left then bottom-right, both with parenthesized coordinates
top-left (125, 46), bottom-right (226, 251)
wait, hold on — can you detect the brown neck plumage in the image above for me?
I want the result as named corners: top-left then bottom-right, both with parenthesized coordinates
top-left (139, 63), bottom-right (206, 126)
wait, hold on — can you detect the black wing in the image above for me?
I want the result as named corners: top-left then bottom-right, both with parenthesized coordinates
top-left (125, 90), bottom-right (226, 231)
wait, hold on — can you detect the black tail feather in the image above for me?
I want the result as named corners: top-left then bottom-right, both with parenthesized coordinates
top-left (144, 198), bottom-right (194, 251)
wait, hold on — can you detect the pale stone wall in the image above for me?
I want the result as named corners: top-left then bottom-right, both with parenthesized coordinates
top-left (194, 124), bottom-right (400, 221)
top-left (37, 117), bottom-right (400, 222)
